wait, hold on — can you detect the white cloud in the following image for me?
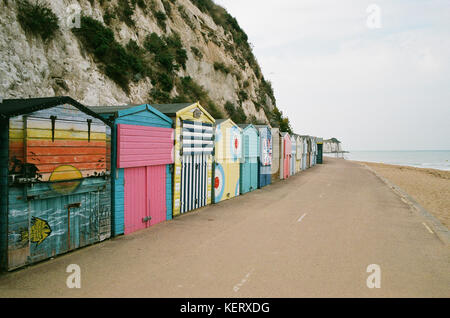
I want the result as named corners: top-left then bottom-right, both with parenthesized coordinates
top-left (216, 0), bottom-right (450, 150)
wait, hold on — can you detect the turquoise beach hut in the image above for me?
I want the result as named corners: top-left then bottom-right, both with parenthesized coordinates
top-left (238, 124), bottom-right (259, 194)
top-left (88, 104), bottom-right (174, 236)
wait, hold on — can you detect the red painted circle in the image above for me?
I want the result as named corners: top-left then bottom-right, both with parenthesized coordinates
top-left (214, 176), bottom-right (220, 189)
top-left (234, 138), bottom-right (238, 149)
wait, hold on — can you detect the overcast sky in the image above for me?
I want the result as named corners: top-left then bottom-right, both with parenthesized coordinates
top-left (215, 0), bottom-right (450, 151)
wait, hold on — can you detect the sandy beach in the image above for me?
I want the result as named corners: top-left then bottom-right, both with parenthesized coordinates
top-left (355, 161), bottom-right (450, 229)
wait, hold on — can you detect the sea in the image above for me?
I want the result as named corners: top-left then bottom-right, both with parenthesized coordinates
top-left (340, 150), bottom-right (450, 171)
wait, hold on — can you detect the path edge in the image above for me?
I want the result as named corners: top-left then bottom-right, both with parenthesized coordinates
top-left (360, 163), bottom-right (450, 246)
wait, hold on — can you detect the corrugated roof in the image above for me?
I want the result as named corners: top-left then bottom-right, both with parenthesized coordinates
top-left (151, 103), bottom-right (194, 116)
top-left (0, 96), bottom-right (111, 125)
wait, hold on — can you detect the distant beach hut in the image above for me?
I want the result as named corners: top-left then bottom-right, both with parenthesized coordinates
top-left (312, 137), bottom-right (318, 166)
top-left (317, 138), bottom-right (323, 164)
top-left (238, 124), bottom-right (259, 194)
top-left (314, 137), bottom-right (318, 165)
top-left (88, 104), bottom-right (174, 236)
top-left (300, 135), bottom-right (308, 170)
top-left (280, 132), bottom-right (291, 179)
top-left (290, 134), bottom-right (297, 176)
top-left (213, 119), bottom-right (242, 203)
top-left (270, 128), bottom-right (280, 183)
top-left (323, 138), bottom-right (343, 157)
top-left (311, 137), bottom-right (316, 166)
top-left (0, 97), bottom-right (112, 271)
top-left (152, 103), bottom-right (215, 216)
top-left (306, 136), bottom-right (312, 168)
top-left (254, 125), bottom-right (272, 188)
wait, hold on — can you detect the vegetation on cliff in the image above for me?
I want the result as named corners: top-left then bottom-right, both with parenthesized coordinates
top-left (14, 0), bottom-right (292, 131)
top-left (16, 0), bottom-right (59, 41)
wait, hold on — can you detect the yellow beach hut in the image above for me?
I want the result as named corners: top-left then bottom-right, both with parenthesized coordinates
top-left (152, 102), bottom-right (215, 217)
top-left (213, 119), bottom-right (242, 203)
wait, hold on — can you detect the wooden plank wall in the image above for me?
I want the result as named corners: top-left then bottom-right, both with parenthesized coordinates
top-left (109, 109), bottom-right (173, 236)
top-left (6, 104), bottom-right (111, 270)
top-left (9, 104), bottom-right (108, 182)
top-left (117, 124), bottom-right (174, 168)
top-left (173, 106), bottom-right (214, 217)
top-left (213, 121), bottom-right (241, 203)
top-left (0, 119), bottom-right (9, 270)
top-left (271, 128), bottom-right (280, 182)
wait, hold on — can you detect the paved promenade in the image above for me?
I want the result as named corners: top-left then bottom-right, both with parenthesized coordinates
top-left (1, 158), bottom-right (448, 297)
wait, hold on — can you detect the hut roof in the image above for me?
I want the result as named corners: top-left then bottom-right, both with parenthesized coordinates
top-left (238, 124), bottom-right (259, 133)
top-left (253, 124), bottom-right (272, 130)
top-left (151, 103), bottom-right (195, 117)
top-left (215, 118), bottom-right (240, 129)
top-left (0, 96), bottom-right (111, 125)
top-left (88, 104), bottom-right (173, 125)
top-left (215, 119), bottom-right (229, 124)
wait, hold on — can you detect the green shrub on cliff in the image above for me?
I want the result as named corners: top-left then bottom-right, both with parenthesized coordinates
top-left (73, 16), bottom-right (145, 92)
top-left (17, 0), bottom-right (59, 41)
top-left (170, 77), bottom-right (223, 118)
top-left (224, 101), bottom-right (247, 124)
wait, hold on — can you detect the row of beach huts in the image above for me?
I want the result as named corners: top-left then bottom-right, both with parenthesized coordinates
top-left (0, 97), bottom-right (323, 271)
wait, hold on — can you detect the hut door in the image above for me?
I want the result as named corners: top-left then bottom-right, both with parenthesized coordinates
top-left (27, 190), bottom-right (102, 264)
top-left (147, 165), bottom-right (166, 226)
top-left (241, 135), bottom-right (251, 193)
top-left (180, 154), bottom-right (208, 213)
top-left (124, 166), bottom-right (148, 234)
top-left (180, 120), bottom-right (213, 214)
top-left (317, 144), bottom-right (323, 164)
top-left (124, 165), bottom-right (167, 234)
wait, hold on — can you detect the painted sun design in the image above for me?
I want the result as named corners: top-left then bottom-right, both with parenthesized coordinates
top-left (49, 165), bottom-right (82, 195)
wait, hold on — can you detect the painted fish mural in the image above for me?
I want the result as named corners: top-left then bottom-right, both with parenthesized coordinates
top-left (21, 217), bottom-right (52, 246)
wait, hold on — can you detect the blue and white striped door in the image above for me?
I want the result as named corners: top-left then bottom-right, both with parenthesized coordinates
top-left (179, 121), bottom-right (213, 214)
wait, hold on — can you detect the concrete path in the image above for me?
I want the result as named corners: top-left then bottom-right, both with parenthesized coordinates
top-left (0, 158), bottom-right (448, 297)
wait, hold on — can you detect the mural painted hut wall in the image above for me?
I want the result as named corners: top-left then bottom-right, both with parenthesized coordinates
top-left (238, 124), bottom-right (259, 194)
top-left (0, 97), bottom-right (111, 271)
top-left (88, 105), bottom-right (174, 236)
top-left (213, 119), bottom-right (241, 203)
top-left (281, 132), bottom-right (291, 179)
top-left (152, 103), bottom-right (214, 217)
top-left (270, 128), bottom-right (280, 183)
top-left (254, 125), bottom-right (272, 188)
top-left (290, 135), bottom-right (297, 176)
top-left (0, 117), bottom-right (8, 269)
